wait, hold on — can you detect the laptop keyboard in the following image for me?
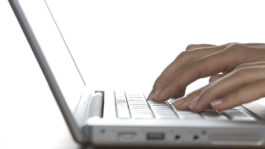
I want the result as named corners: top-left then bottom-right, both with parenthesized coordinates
top-left (115, 92), bottom-right (256, 122)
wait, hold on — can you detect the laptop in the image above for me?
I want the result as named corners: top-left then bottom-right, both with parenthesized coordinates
top-left (9, 0), bottom-right (265, 147)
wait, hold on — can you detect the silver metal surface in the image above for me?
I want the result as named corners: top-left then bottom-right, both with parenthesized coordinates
top-left (87, 91), bottom-right (265, 147)
top-left (86, 116), bottom-right (265, 147)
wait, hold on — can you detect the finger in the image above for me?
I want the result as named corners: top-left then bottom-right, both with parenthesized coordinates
top-left (186, 44), bottom-right (215, 51)
top-left (244, 43), bottom-right (265, 48)
top-left (172, 88), bottom-right (186, 98)
top-left (152, 44), bottom-right (219, 90)
top-left (153, 43), bottom-right (249, 102)
top-left (176, 74), bottom-right (227, 110)
top-left (211, 79), bottom-right (265, 111)
top-left (148, 44), bottom-right (227, 99)
top-left (190, 66), bottom-right (265, 112)
top-left (235, 61), bottom-right (265, 70)
top-left (173, 86), bottom-right (207, 110)
top-left (209, 73), bottom-right (226, 82)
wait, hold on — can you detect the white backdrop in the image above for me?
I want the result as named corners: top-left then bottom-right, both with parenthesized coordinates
top-left (45, 0), bottom-right (265, 92)
top-left (0, 0), bottom-right (265, 148)
top-left (2, 0), bottom-right (265, 92)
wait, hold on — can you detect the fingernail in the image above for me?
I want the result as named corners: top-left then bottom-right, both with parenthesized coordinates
top-left (174, 97), bottom-right (187, 107)
top-left (211, 98), bottom-right (223, 106)
top-left (188, 97), bottom-right (199, 110)
top-left (148, 89), bottom-right (162, 100)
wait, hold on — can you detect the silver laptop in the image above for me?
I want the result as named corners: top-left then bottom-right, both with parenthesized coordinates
top-left (9, 0), bottom-right (265, 147)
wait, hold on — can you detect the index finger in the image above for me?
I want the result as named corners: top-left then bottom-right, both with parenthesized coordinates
top-left (152, 44), bottom-right (216, 90)
top-left (149, 44), bottom-right (218, 98)
top-left (152, 44), bottom-right (249, 102)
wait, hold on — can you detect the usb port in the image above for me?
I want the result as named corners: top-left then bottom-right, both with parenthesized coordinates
top-left (146, 132), bottom-right (165, 140)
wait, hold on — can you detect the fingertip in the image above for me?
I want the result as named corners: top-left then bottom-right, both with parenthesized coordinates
top-left (151, 88), bottom-right (185, 102)
top-left (189, 97), bottom-right (210, 113)
top-left (211, 103), bottom-right (229, 112)
top-left (188, 97), bottom-right (199, 110)
top-left (211, 106), bottom-right (224, 112)
top-left (211, 98), bottom-right (224, 107)
top-left (210, 98), bottom-right (225, 111)
top-left (174, 102), bottom-right (190, 111)
top-left (156, 88), bottom-right (174, 102)
top-left (173, 97), bottom-right (186, 108)
top-left (190, 107), bottom-right (204, 113)
top-left (147, 89), bottom-right (162, 101)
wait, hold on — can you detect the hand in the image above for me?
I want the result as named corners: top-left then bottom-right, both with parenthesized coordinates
top-left (148, 43), bottom-right (265, 112)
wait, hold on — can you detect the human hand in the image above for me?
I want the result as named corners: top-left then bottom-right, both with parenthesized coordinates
top-left (148, 43), bottom-right (265, 112)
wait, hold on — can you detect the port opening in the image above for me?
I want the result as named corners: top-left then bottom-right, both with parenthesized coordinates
top-left (175, 135), bottom-right (181, 140)
top-left (146, 132), bottom-right (165, 140)
top-left (193, 134), bottom-right (199, 141)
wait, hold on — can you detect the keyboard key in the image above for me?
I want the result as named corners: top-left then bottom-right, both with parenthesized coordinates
top-left (156, 115), bottom-right (178, 119)
top-left (130, 108), bottom-right (152, 113)
top-left (171, 105), bottom-right (202, 120)
top-left (115, 92), bottom-right (126, 97)
top-left (149, 105), bottom-right (170, 109)
top-left (148, 100), bottom-right (167, 105)
top-left (117, 108), bottom-right (130, 119)
top-left (153, 109), bottom-right (175, 115)
top-left (128, 101), bottom-right (147, 105)
top-left (230, 116), bottom-right (256, 122)
top-left (150, 104), bottom-right (169, 107)
top-left (166, 98), bottom-right (177, 105)
top-left (202, 111), bottom-right (228, 121)
top-left (127, 96), bottom-right (145, 100)
top-left (131, 113), bottom-right (154, 119)
top-left (116, 98), bottom-right (127, 103)
top-left (223, 109), bottom-right (256, 122)
top-left (126, 93), bottom-right (145, 98)
top-left (115, 92), bottom-right (130, 119)
top-left (177, 111), bottom-right (202, 120)
top-left (116, 103), bottom-right (128, 109)
top-left (151, 107), bottom-right (172, 110)
top-left (149, 101), bottom-right (176, 117)
top-left (129, 105), bottom-right (150, 109)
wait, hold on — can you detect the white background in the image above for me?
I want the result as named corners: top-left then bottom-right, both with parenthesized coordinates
top-left (0, 0), bottom-right (265, 148)
top-left (45, 0), bottom-right (265, 91)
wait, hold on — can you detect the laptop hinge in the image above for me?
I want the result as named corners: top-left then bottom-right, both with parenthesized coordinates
top-left (87, 91), bottom-right (104, 118)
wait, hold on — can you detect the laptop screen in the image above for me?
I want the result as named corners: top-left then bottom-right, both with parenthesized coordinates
top-left (18, 0), bottom-right (86, 112)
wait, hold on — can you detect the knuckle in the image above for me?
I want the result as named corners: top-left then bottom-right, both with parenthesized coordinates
top-left (224, 43), bottom-right (249, 63)
top-left (177, 51), bottom-right (190, 60)
top-left (186, 44), bottom-right (196, 51)
top-left (226, 43), bottom-right (242, 52)
top-left (225, 42), bottom-right (248, 54)
top-left (179, 51), bottom-right (188, 57)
